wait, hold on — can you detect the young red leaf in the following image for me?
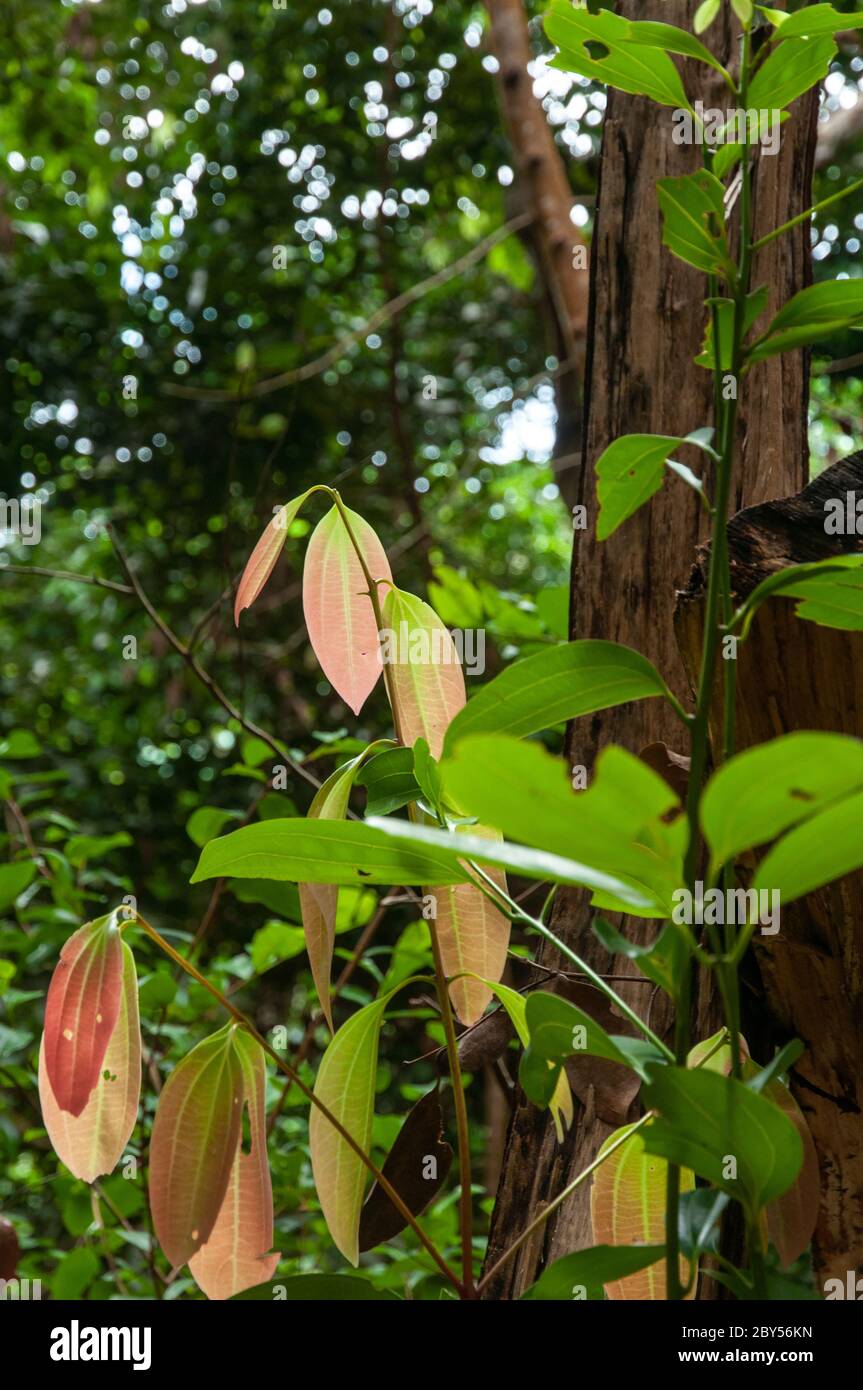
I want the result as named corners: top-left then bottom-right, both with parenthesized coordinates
top-left (43, 911), bottom-right (125, 1117)
top-left (380, 586), bottom-right (465, 757)
top-left (150, 1023), bottom-right (244, 1269)
top-left (234, 490), bottom-right (315, 625)
top-left (39, 940), bottom-right (141, 1183)
top-left (303, 504), bottom-right (393, 715)
top-left (189, 1031), bottom-right (280, 1300)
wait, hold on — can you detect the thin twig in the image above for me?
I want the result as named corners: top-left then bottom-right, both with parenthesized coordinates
top-left (162, 214), bottom-right (534, 403)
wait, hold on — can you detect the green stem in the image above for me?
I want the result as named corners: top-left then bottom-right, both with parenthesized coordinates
top-left (466, 862), bottom-right (674, 1060)
top-left (751, 176), bottom-right (863, 252)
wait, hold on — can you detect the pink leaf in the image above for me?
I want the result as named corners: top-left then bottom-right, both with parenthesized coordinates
top-left (302, 505), bottom-right (392, 715)
top-left (43, 912), bottom-right (125, 1117)
top-left (149, 1024), bottom-right (244, 1268)
top-left (234, 490), bottom-right (315, 625)
top-left (39, 939), bottom-right (141, 1182)
top-left (189, 1032), bottom-right (280, 1300)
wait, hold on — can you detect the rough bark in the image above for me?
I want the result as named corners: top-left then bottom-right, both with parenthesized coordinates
top-left (485, 0), bottom-right (590, 510)
top-left (675, 453), bottom-right (863, 1284)
top-left (483, 0), bottom-right (818, 1298)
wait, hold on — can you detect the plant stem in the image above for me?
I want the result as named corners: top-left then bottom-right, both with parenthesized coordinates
top-left (750, 175), bottom-right (863, 252)
top-left (466, 862), bottom-right (674, 1059)
top-left (132, 911), bottom-right (464, 1295)
top-left (476, 1111), bottom-right (654, 1295)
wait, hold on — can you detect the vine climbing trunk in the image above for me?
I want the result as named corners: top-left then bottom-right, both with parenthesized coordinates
top-left (483, 0), bottom-right (818, 1299)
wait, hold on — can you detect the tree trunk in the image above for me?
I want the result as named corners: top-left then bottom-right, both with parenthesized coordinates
top-left (675, 452), bottom-right (863, 1284)
top-left (484, 0), bottom-right (818, 1298)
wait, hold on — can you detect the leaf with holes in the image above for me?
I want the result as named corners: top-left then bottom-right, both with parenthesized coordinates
top-left (303, 504), bottom-right (392, 716)
top-left (150, 1023), bottom-right (244, 1268)
top-left (701, 732), bottom-right (863, 875)
top-left (188, 1031), bottom-right (280, 1300)
top-left (544, 2), bottom-right (691, 109)
top-left (657, 171), bottom-right (735, 278)
top-left (441, 735), bottom-right (686, 916)
top-left (39, 940), bottom-right (140, 1183)
top-left (591, 1123), bottom-right (695, 1300)
top-left (43, 911), bottom-right (125, 1118)
top-left (234, 490), bottom-right (316, 625)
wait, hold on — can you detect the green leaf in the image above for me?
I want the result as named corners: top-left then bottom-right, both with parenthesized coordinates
top-left (191, 817), bottom-right (470, 888)
top-left (443, 639), bottom-right (673, 751)
top-left (357, 746), bottom-right (421, 817)
top-left (64, 832), bottom-right (132, 866)
top-left (748, 279), bottom-right (863, 364)
top-left (544, 2), bottom-right (691, 108)
top-left (731, 0), bottom-right (754, 26)
top-left (696, 287), bottom-right (768, 372)
top-left (412, 737), bottom-right (443, 813)
top-left (770, 5), bottom-right (863, 40)
top-left (480, 979), bottom-right (573, 1140)
top-left (694, 0), bottom-right (721, 35)
top-left (524, 990), bottom-right (646, 1071)
top-left (366, 811), bottom-right (670, 916)
top-left (656, 170), bottom-right (734, 277)
top-left (642, 1065), bottom-right (802, 1211)
top-left (592, 917), bottom-right (687, 1001)
top-left (186, 806), bottom-right (242, 848)
top-left (749, 34), bottom-right (836, 113)
top-left (701, 732), bottom-right (863, 874)
top-left (624, 20), bottom-right (730, 79)
top-left (442, 735), bottom-right (687, 915)
top-left (595, 431), bottom-right (713, 538)
top-left (299, 753), bottom-right (370, 1030)
top-left (0, 861), bottom-right (36, 913)
top-left (0, 729), bottom-right (41, 759)
top-left (754, 788), bottom-right (863, 904)
top-left (734, 554), bottom-right (863, 635)
top-left (521, 1242), bottom-right (666, 1300)
top-left (310, 991), bottom-right (393, 1265)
